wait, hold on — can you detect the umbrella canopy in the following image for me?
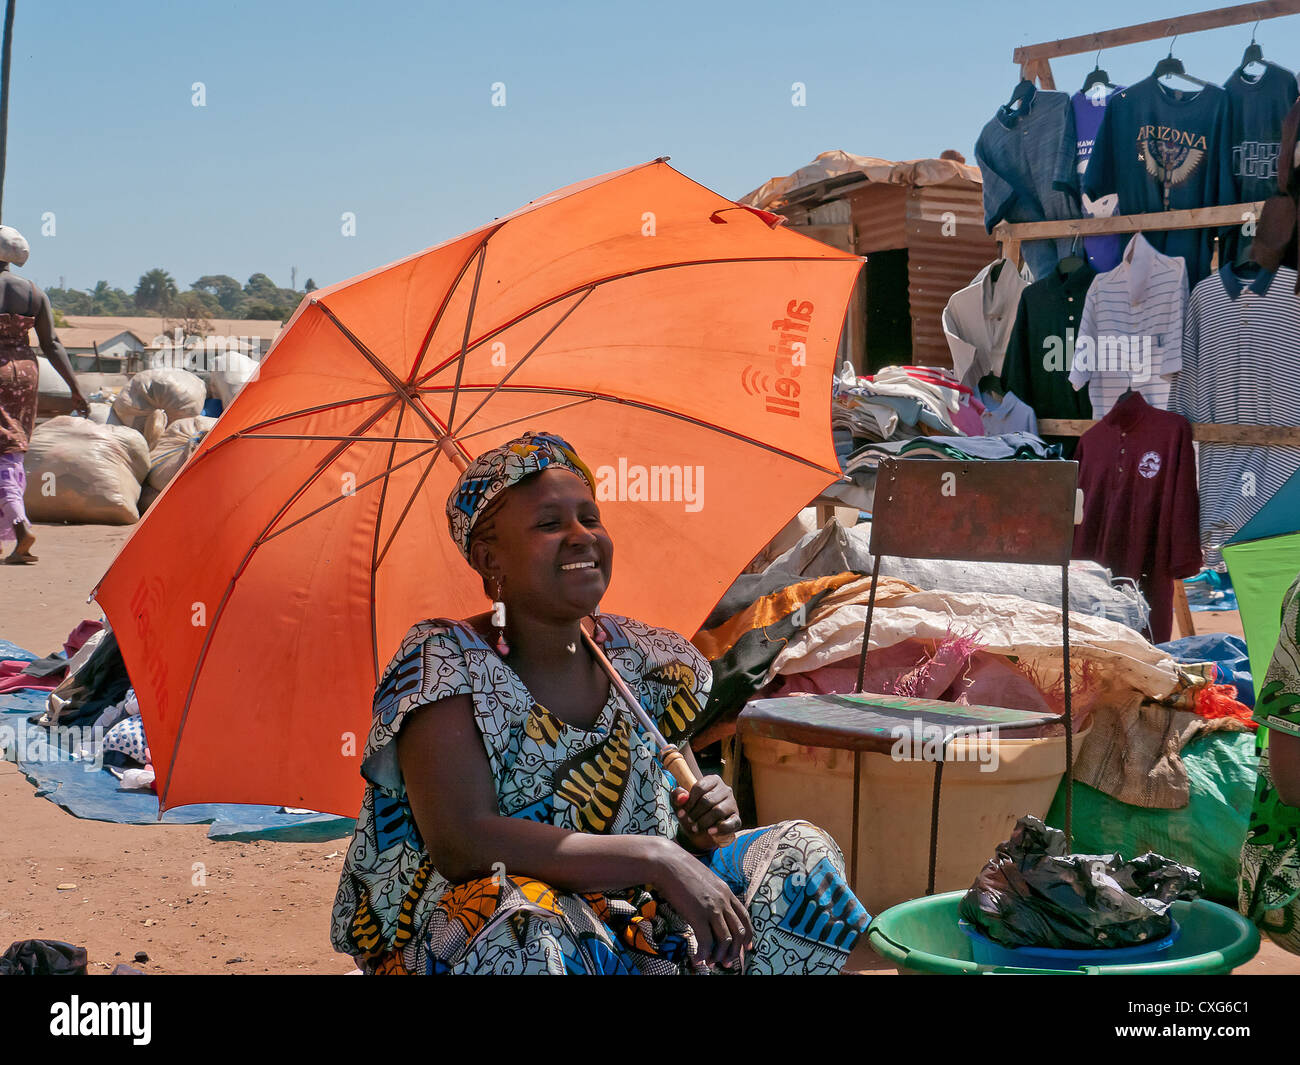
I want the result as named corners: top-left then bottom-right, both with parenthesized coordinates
top-left (91, 159), bottom-right (863, 816)
top-left (1223, 466), bottom-right (1300, 688)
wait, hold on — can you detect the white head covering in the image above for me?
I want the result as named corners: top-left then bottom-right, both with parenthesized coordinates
top-left (0, 226), bottom-right (29, 266)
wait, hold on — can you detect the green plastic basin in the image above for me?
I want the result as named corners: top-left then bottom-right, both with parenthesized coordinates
top-left (867, 891), bottom-right (1260, 975)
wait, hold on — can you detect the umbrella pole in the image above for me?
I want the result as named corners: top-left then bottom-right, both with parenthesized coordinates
top-left (580, 625), bottom-right (736, 846)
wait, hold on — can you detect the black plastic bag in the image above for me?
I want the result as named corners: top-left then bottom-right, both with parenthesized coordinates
top-left (0, 939), bottom-right (88, 975)
top-left (958, 815), bottom-right (1202, 950)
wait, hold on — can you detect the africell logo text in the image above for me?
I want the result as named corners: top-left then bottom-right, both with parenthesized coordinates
top-left (741, 299), bottom-right (814, 418)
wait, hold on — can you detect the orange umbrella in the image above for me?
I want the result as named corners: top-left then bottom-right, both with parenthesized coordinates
top-left (91, 159), bottom-right (862, 816)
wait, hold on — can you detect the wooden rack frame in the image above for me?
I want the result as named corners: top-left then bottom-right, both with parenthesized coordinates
top-left (999, 1), bottom-right (1300, 442)
top-left (1014, 0), bottom-right (1300, 87)
top-left (994, 207), bottom-right (1300, 447)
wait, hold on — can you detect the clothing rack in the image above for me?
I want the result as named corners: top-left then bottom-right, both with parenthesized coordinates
top-left (1013, 0), bottom-right (1300, 88)
top-left (999, 0), bottom-right (1300, 444)
top-left (993, 4), bottom-right (1300, 637)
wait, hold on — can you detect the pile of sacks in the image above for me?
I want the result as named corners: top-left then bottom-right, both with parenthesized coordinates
top-left (24, 368), bottom-right (215, 523)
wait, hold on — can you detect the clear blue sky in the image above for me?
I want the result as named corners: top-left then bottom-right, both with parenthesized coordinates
top-left (8, 0), bottom-right (1300, 295)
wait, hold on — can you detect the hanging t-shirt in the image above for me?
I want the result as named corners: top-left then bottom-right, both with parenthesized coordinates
top-left (1072, 392), bottom-right (1202, 645)
top-left (1071, 85), bottom-right (1126, 271)
top-left (1225, 62), bottom-right (1300, 201)
top-left (975, 86), bottom-right (1081, 280)
top-left (1169, 264), bottom-right (1300, 568)
top-left (1221, 61), bottom-right (1300, 262)
top-left (1083, 75), bottom-right (1237, 286)
top-left (1069, 233), bottom-right (1188, 417)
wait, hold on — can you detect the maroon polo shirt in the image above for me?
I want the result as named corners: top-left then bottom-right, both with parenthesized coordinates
top-left (1072, 392), bottom-right (1202, 644)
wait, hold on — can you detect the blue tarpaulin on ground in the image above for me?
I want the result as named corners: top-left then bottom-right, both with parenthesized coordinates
top-left (1182, 570), bottom-right (1239, 612)
top-left (0, 639), bottom-right (354, 842)
top-left (1158, 632), bottom-right (1255, 708)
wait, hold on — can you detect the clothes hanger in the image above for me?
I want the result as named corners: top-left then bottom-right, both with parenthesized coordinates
top-left (1153, 37), bottom-right (1209, 89)
top-left (1004, 78), bottom-right (1037, 113)
top-left (1057, 235), bottom-right (1087, 276)
top-left (1081, 51), bottom-right (1115, 95)
top-left (1239, 22), bottom-right (1266, 78)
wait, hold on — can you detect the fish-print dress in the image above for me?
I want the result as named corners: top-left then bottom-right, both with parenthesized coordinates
top-left (331, 614), bottom-right (869, 974)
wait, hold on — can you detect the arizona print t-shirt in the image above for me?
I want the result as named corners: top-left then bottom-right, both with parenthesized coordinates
top-left (1083, 75), bottom-right (1236, 285)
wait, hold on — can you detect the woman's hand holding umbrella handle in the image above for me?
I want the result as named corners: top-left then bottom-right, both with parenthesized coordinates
top-left (661, 751), bottom-right (736, 846)
top-left (660, 746), bottom-right (697, 790)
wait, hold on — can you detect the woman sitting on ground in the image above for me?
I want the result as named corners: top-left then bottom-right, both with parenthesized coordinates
top-left (331, 431), bottom-right (869, 974)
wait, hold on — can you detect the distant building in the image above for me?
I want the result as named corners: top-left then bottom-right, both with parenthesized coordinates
top-left (33, 316), bottom-right (284, 373)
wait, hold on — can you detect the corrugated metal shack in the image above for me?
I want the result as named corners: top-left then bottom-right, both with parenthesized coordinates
top-left (740, 151), bottom-right (998, 374)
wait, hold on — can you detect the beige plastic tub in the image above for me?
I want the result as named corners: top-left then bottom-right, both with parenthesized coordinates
top-left (744, 725), bottom-right (1090, 916)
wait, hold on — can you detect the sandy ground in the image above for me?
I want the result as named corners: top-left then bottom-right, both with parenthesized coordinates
top-left (1, 521), bottom-right (1296, 974)
top-left (2, 523), bottom-right (353, 974)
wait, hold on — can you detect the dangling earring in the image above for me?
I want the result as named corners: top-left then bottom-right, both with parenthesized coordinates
top-left (492, 578), bottom-right (510, 657)
top-left (591, 613), bottom-right (607, 645)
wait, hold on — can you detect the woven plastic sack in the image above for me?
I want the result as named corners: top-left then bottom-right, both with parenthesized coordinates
top-left (207, 351), bottom-right (259, 406)
top-left (36, 356), bottom-right (71, 397)
top-left (147, 414), bottom-right (216, 490)
top-left (1047, 730), bottom-right (1258, 902)
top-left (108, 367), bottom-right (206, 439)
top-left (86, 402), bottom-right (111, 424)
top-left (22, 417), bottom-right (149, 524)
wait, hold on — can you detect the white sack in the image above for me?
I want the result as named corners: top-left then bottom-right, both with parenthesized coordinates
top-left (23, 417), bottom-right (150, 524)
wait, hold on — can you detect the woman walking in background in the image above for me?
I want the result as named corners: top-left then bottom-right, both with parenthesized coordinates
top-left (0, 225), bottom-right (88, 563)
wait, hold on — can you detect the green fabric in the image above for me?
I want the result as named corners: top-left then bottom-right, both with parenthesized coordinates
top-left (1224, 532), bottom-right (1300, 695)
top-left (1046, 731), bottom-right (1259, 902)
top-left (1239, 574), bottom-right (1300, 948)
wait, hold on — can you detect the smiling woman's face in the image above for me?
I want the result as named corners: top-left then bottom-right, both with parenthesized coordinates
top-left (469, 468), bottom-right (613, 622)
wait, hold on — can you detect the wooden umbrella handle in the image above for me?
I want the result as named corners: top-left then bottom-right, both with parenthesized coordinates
top-left (581, 625), bottom-right (735, 847)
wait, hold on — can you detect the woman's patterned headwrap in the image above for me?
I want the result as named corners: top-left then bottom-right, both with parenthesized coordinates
top-left (446, 431), bottom-right (596, 559)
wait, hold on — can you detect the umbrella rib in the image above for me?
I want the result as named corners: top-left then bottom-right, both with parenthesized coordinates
top-left (174, 392), bottom-right (399, 471)
top-left (419, 383), bottom-right (842, 476)
top-left (254, 440), bottom-right (443, 549)
top-left (158, 395), bottom-right (402, 811)
top-left (414, 254), bottom-right (856, 389)
top-left (230, 434), bottom-right (444, 444)
top-left (367, 400), bottom-right (410, 681)
top-left (314, 298), bottom-right (472, 467)
top-left (233, 392), bottom-right (398, 435)
top-left (372, 446), bottom-right (446, 570)
top-left (449, 285), bottom-right (594, 437)
top-left (443, 242), bottom-right (489, 434)
top-left (407, 226), bottom-right (501, 385)
top-left (454, 396), bottom-right (598, 442)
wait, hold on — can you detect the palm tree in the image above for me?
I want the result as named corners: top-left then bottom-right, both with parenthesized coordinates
top-left (134, 268), bottom-right (178, 314)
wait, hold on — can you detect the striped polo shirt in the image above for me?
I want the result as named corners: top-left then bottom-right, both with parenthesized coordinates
top-left (1069, 233), bottom-right (1188, 416)
top-left (1170, 264), bottom-right (1300, 566)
